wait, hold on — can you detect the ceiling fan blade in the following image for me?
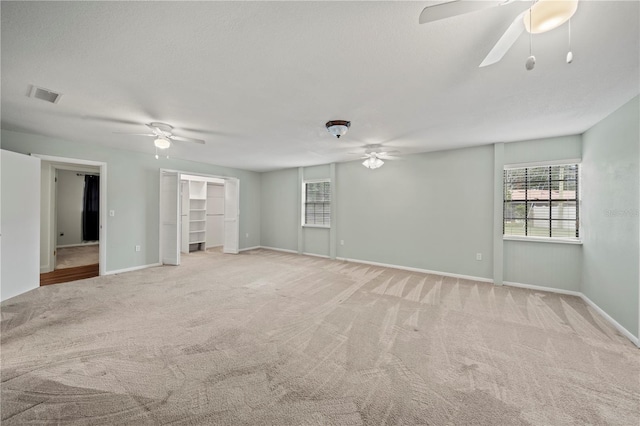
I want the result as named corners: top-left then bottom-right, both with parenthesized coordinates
top-left (419, 0), bottom-right (503, 24)
top-left (145, 123), bottom-right (165, 137)
top-left (479, 10), bottom-right (526, 67)
top-left (113, 132), bottom-right (155, 136)
top-left (168, 135), bottom-right (205, 144)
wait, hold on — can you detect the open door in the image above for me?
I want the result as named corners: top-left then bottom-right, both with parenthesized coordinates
top-left (1, 150), bottom-right (40, 301)
top-left (160, 170), bottom-right (180, 265)
top-left (223, 178), bottom-right (240, 254)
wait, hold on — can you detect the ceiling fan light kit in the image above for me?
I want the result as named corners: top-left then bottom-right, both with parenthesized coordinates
top-left (362, 156), bottom-right (384, 170)
top-left (154, 137), bottom-right (171, 149)
top-left (326, 120), bottom-right (351, 138)
top-left (524, 0), bottom-right (578, 34)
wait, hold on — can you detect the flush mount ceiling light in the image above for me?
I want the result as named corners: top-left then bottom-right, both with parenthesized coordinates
top-left (362, 153), bottom-right (384, 169)
top-left (154, 137), bottom-right (171, 149)
top-left (326, 120), bottom-right (351, 138)
top-left (524, 0), bottom-right (578, 34)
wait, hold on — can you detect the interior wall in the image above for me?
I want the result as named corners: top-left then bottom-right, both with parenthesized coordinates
top-left (501, 135), bottom-right (583, 292)
top-left (336, 145), bottom-right (494, 278)
top-left (582, 95), bottom-right (639, 339)
top-left (1, 130), bottom-right (262, 273)
top-left (56, 170), bottom-right (97, 246)
top-left (260, 168), bottom-right (298, 251)
top-left (262, 145), bottom-right (495, 277)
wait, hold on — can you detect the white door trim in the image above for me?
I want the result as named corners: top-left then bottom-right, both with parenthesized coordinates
top-left (32, 154), bottom-right (107, 276)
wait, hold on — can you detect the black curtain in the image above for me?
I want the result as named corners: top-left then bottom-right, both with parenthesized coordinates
top-left (82, 175), bottom-right (100, 241)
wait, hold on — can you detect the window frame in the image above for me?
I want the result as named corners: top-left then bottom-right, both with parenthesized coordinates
top-left (503, 161), bottom-right (581, 244)
top-left (301, 178), bottom-right (331, 228)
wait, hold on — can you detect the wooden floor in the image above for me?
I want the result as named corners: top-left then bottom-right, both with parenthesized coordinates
top-left (40, 264), bottom-right (99, 286)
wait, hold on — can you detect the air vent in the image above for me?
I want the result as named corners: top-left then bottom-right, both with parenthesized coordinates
top-left (29, 85), bottom-right (62, 104)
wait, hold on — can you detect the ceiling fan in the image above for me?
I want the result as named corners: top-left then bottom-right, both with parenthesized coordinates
top-left (350, 146), bottom-right (400, 169)
top-left (419, 0), bottom-right (579, 68)
top-left (115, 122), bottom-right (206, 151)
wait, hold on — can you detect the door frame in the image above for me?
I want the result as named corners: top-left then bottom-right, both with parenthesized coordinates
top-left (32, 154), bottom-right (107, 276)
top-left (159, 169), bottom-right (240, 264)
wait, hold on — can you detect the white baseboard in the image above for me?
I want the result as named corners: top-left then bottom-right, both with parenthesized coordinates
top-left (40, 265), bottom-right (52, 274)
top-left (260, 246), bottom-right (298, 254)
top-left (105, 263), bottom-right (161, 275)
top-left (239, 246), bottom-right (261, 252)
top-left (503, 280), bottom-right (582, 297)
top-left (57, 242), bottom-right (99, 248)
top-left (580, 293), bottom-right (639, 348)
top-left (336, 256), bottom-right (494, 283)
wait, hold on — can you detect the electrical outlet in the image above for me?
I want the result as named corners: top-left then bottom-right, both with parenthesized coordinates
top-left (109, 210), bottom-right (115, 217)
top-left (135, 245), bottom-right (141, 252)
top-left (246, 233), bottom-right (249, 238)
top-left (476, 253), bottom-right (482, 261)
top-left (340, 240), bottom-right (345, 246)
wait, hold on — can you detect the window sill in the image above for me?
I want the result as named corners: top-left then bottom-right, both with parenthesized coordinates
top-left (302, 225), bottom-right (330, 229)
top-left (503, 235), bottom-right (582, 245)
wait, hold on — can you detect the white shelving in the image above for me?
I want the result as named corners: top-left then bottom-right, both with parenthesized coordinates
top-left (180, 179), bottom-right (226, 253)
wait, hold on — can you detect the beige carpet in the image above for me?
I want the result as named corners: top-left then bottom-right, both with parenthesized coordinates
top-left (56, 245), bottom-right (99, 269)
top-left (1, 249), bottom-right (638, 425)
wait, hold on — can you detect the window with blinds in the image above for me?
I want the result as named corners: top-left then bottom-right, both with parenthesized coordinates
top-left (303, 180), bottom-right (331, 227)
top-left (503, 164), bottom-right (579, 239)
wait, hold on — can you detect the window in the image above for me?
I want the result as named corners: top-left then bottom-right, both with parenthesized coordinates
top-left (303, 180), bottom-right (331, 227)
top-left (503, 164), bottom-right (579, 239)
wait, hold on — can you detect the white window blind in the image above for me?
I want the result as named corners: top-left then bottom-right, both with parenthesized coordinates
top-left (503, 164), bottom-right (579, 239)
top-left (303, 180), bottom-right (331, 226)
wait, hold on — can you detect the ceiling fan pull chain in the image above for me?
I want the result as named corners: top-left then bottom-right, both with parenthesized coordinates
top-left (526, 6), bottom-right (536, 70)
top-left (566, 19), bottom-right (574, 64)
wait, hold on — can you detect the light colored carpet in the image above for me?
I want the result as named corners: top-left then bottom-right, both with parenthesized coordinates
top-left (1, 249), bottom-right (638, 425)
top-left (56, 245), bottom-right (99, 269)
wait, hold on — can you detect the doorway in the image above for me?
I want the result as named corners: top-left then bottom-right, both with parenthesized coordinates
top-left (34, 155), bottom-right (107, 285)
top-left (160, 169), bottom-right (239, 266)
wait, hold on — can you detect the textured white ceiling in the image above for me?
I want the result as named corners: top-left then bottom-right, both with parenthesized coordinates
top-left (1, 1), bottom-right (638, 172)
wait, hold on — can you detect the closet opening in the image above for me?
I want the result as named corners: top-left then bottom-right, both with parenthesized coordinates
top-left (159, 170), bottom-right (239, 266)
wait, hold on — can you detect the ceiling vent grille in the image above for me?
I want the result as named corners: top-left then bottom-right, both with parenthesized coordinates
top-left (29, 85), bottom-right (62, 104)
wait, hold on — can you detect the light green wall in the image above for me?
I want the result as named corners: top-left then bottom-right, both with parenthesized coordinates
top-left (260, 167), bottom-right (298, 251)
top-left (262, 138), bottom-right (586, 284)
top-left (504, 135), bottom-right (582, 164)
top-left (336, 145), bottom-right (494, 278)
top-left (56, 169), bottom-right (87, 246)
top-left (501, 135), bottom-right (583, 291)
top-left (582, 96), bottom-right (639, 338)
top-left (503, 240), bottom-right (582, 291)
top-left (1, 130), bottom-right (261, 272)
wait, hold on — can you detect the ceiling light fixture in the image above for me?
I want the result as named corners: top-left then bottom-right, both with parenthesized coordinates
top-left (154, 137), bottom-right (171, 149)
top-left (362, 154), bottom-right (384, 169)
top-left (524, 0), bottom-right (578, 34)
top-left (326, 120), bottom-right (351, 138)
